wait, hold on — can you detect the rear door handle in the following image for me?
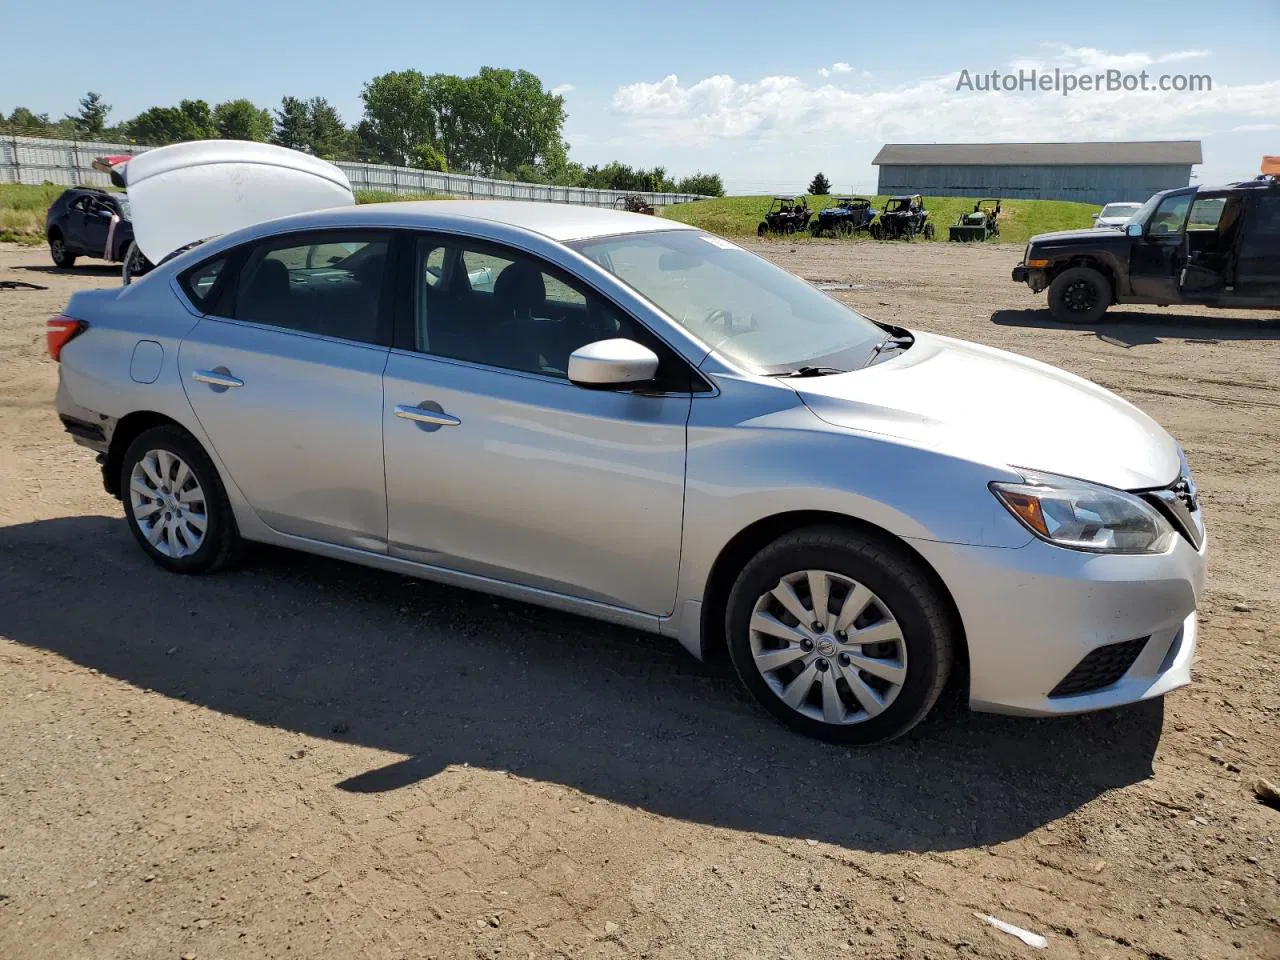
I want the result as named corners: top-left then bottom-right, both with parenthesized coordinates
top-left (192, 369), bottom-right (244, 389)
top-left (394, 403), bottom-right (460, 427)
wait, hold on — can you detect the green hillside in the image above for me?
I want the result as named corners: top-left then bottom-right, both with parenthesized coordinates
top-left (661, 194), bottom-right (1101, 245)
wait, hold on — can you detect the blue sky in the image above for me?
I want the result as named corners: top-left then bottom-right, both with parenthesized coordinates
top-left (4, 0), bottom-right (1278, 193)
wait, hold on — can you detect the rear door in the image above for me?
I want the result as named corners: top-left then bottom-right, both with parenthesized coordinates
top-left (177, 231), bottom-right (395, 551)
top-left (1130, 191), bottom-right (1193, 301)
top-left (1235, 193), bottom-right (1280, 301)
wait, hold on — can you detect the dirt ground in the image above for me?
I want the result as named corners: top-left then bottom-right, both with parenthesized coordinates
top-left (1, 238), bottom-right (1277, 960)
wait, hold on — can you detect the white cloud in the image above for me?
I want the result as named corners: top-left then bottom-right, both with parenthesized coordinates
top-left (1231, 122), bottom-right (1280, 133)
top-left (832, 62), bottom-right (853, 74)
top-left (610, 51), bottom-right (1279, 151)
top-left (551, 83), bottom-right (575, 95)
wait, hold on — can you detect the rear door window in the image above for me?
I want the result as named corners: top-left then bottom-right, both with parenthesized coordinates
top-left (232, 234), bottom-right (390, 345)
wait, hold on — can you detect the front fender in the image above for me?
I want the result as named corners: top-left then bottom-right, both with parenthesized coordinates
top-left (670, 380), bottom-right (1032, 652)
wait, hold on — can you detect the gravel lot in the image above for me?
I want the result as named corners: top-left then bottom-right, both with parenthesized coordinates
top-left (1, 238), bottom-right (1277, 960)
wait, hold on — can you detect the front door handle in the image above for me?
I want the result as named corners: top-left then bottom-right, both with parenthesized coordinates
top-left (192, 369), bottom-right (244, 389)
top-left (394, 403), bottom-right (460, 427)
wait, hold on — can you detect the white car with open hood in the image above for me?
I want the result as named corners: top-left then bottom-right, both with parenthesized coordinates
top-left (48, 143), bottom-right (1206, 743)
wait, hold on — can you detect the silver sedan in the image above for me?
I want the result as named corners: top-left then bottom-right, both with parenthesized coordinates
top-left (50, 201), bottom-right (1207, 743)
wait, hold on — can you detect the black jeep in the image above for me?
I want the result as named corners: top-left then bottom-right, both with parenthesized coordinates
top-left (1012, 175), bottom-right (1280, 324)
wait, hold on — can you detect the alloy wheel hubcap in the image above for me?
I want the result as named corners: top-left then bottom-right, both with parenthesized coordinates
top-left (129, 449), bottom-right (208, 559)
top-left (749, 569), bottom-right (907, 725)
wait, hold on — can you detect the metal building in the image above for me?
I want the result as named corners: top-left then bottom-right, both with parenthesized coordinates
top-left (872, 141), bottom-right (1202, 205)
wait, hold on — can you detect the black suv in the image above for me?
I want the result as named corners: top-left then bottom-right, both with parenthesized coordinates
top-left (45, 188), bottom-right (136, 270)
top-left (1013, 176), bottom-right (1280, 323)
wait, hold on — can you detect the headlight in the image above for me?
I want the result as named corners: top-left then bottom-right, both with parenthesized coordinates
top-left (990, 472), bottom-right (1175, 555)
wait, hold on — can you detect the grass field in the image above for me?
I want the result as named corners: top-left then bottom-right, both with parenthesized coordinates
top-left (0, 184), bottom-right (74, 245)
top-left (3, 181), bottom-right (1098, 248)
top-left (661, 194), bottom-right (1101, 245)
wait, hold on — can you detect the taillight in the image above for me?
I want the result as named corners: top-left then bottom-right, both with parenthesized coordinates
top-left (47, 315), bottom-right (87, 362)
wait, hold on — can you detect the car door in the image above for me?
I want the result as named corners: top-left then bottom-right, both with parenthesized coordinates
top-left (381, 234), bottom-right (694, 615)
top-left (177, 231), bottom-right (394, 551)
top-left (1129, 191), bottom-right (1193, 301)
top-left (63, 195), bottom-right (94, 253)
top-left (1235, 193), bottom-right (1280, 301)
top-left (79, 195), bottom-right (114, 257)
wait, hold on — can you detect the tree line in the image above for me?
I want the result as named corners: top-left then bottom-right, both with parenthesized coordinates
top-left (5, 77), bottom-right (724, 196)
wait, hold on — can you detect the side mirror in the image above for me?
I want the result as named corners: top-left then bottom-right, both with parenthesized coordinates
top-left (1125, 222), bottom-right (1143, 238)
top-left (568, 338), bottom-right (659, 389)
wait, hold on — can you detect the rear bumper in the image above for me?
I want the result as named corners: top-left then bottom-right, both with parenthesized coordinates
top-left (908, 531), bottom-right (1206, 717)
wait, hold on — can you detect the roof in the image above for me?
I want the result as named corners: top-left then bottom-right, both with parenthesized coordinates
top-left (366, 200), bottom-right (695, 242)
top-left (217, 200), bottom-right (698, 247)
top-left (872, 141), bottom-right (1203, 166)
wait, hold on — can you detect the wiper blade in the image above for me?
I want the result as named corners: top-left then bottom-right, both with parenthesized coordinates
top-left (780, 365), bottom-right (847, 378)
top-left (865, 334), bottom-right (913, 366)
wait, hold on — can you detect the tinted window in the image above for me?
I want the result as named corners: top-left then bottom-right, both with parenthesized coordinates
top-left (233, 235), bottom-right (388, 344)
top-left (411, 237), bottom-right (691, 388)
top-left (1247, 195), bottom-right (1280, 237)
top-left (1149, 195), bottom-right (1192, 236)
top-left (182, 257), bottom-right (228, 310)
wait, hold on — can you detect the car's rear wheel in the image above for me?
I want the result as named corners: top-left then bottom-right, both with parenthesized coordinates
top-left (49, 231), bottom-right (75, 268)
top-left (121, 426), bottom-right (239, 574)
top-left (1048, 266), bottom-right (1110, 324)
top-left (726, 527), bottom-right (953, 744)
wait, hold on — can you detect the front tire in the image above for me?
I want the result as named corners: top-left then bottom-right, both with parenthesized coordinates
top-left (120, 425), bottom-right (239, 574)
top-left (1048, 266), bottom-right (1110, 324)
top-left (49, 231), bottom-right (75, 268)
top-left (726, 527), bottom-right (953, 744)
top-left (121, 241), bottom-right (152, 285)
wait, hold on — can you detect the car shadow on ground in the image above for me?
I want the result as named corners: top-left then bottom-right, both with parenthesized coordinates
top-left (0, 515), bottom-right (1165, 854)
top-left (992, 308), bottom-right (1280, 347)
top-left (15, 262), bottom-right (121, 276)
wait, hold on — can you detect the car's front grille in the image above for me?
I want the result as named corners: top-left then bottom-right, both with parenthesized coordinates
top-left (1049, 637), bottom-right (1149, 698)
top-left (1140, 473), bottom-right (1204, 550)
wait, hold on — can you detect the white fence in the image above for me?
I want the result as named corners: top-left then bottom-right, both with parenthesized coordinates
top-left (0, 134), bottom-right (707, 208)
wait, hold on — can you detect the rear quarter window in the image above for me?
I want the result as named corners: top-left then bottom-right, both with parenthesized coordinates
top-left (180, 257), bottom-right (230, 313)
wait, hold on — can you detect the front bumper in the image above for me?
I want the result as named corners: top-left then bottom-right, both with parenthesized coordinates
top-left (1011, 265), bottom-right (1028, 282)
top-left (908, 531), bottom-right (1206, 717)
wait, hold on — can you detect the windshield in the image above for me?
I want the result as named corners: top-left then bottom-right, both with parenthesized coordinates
top-left (1099, 203), bottom-right (1140, 219)
top-left (571, 230), bottom-right (887, 375)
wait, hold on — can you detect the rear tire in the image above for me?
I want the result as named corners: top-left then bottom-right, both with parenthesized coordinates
top-left (757, 222), bottom-right (768, 238)
top-left (726, 526), bottom-right (953, 744)
top-left (923, 222), bottom-right (936, 240)
top-left (120, 425), bottom-right (240, 574)
top-left (1048, 266), bottom-right (1110, 324)
top-left (49, 231), bottom-right (75, 268)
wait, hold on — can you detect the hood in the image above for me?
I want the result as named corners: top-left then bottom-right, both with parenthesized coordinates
top-left (1029, 227), bottom-right (1125, 244)
top-left (791, 331), bottom-right (1180, 490)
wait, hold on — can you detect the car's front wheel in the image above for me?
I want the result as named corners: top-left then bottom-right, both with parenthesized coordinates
top-left (726, 527), bottom-right (953, 744)
top-left (1048, 266), bottom-right (1110, 324)
top-left (120, 425), bottom-right (239, 574)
